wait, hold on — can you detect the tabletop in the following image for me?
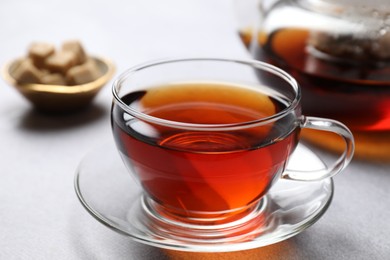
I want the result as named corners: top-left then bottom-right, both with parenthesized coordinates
top-left (1, 0), bottom-right (389, 259)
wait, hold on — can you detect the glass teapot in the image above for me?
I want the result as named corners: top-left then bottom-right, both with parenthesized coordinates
top-left (236, 0), bottom-right (390, 160)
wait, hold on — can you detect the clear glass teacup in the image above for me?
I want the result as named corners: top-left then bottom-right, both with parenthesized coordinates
top-left (111, 58), bottom-right (354, 230)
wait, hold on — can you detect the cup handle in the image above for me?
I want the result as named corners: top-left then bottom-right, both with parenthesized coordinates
top-left (283, 116), bottom-right (355, 181)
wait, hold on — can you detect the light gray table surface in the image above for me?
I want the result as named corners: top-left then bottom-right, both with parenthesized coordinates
top-left (1, 0), bottom-right (389, 259)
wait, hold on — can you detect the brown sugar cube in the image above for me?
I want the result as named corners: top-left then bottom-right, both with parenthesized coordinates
top-left (28, 42), bottom-right (55, 68)
top-left (40, 73), bottom-right (67, 85)
top-left (66, 59), bottom-right (101, 85)
top-left (12, 59), bottom-right (42, 84)
top-left (45, 50), bottom-right (78, 74)
top-left (62, 40), bottom-right (87, 65)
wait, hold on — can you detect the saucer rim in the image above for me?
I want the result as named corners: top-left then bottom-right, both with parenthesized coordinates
top-left (74, 142), bottom-right (334, 252)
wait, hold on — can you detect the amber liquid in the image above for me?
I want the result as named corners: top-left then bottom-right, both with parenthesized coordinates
top-left (247, 28), bottom-right (390, 132)
top-left (111, 82), bottom-right (299, 219)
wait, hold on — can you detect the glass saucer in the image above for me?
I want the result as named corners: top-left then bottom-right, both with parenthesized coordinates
top-left (74, 141), bottom-right (333, 252)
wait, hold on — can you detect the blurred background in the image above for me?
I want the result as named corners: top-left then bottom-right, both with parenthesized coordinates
top-left (0, 0), bottom-right (389, 259)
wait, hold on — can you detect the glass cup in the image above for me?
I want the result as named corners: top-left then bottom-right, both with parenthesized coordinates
top-left (111, 58), bottom-right (354, 229)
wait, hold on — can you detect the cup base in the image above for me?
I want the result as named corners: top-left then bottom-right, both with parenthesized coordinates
top-left (140, 195), bottom-right (268, 243)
